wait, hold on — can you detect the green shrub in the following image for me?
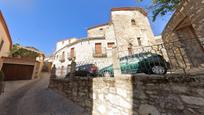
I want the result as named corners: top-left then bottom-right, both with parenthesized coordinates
top-left (0, 71), bottom-right (4, 81)
top-left (9, 44), bottom-right (39, 59)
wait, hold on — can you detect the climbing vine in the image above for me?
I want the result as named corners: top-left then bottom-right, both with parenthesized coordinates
top-left (9, 44), bottom-right (39, 59)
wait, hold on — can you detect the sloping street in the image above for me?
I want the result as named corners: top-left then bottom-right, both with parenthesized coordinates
top-left (0, 73), bottom-right (88, 115)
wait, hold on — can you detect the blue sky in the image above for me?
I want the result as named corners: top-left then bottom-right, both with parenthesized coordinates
top-left (0, 0), bottom-right (172, 55)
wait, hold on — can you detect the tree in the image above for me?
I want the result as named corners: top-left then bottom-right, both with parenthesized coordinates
top-left (9, 44), bottom-right (39, 60)
top-left (138, 0), bottom-right (181, 21)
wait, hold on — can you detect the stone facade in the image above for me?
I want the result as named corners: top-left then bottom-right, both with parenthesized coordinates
top-left (111, 8), bottom-right (155, 54)
top-left (162, 0), bottom-right (204, 69)
top-left (49, 75), bottom-right (204, 115)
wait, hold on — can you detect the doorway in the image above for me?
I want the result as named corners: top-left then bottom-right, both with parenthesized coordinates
top-left (176, 25), bottom-right (204, 67)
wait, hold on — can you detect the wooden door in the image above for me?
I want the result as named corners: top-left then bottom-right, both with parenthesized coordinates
top-left (2, 64), bottom-right (34, 81)
top-left (95, 43), bottom-right (102, 54)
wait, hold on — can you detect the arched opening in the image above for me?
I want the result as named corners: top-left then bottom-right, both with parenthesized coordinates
top-left (131, 19), bottom-right (136, 25)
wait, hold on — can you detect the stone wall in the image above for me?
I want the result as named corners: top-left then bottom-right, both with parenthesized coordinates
top-left (162, 0), bottom-right (204, 69)
top-left (49, 75), bottom-right (204, 115)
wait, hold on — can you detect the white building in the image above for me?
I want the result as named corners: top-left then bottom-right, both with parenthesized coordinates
top-left (52, 7), bottom-right (162, 77)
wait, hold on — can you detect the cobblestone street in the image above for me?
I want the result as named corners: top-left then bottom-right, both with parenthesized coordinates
top-left (0, 73), bottom-right (89, 115)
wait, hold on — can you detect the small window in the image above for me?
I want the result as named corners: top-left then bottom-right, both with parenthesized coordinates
top-left (0, 40), bottom-right (4, 51)
top-left (128, 43), bottom-right (133, 55)
top-left (95, 43), bottom-right (102, 54)
top-left (137, 37), bottom-right (142, 46)
top-left (99, 28), bottom-right (103, 31)
top-left (131, 19), bottom-right (136, 25)
top-left (128, 47), bottom-right (133, 55)
top-left (62, 51), bottom-right (65, 59)
top-left (70, 48), bottom-right (75, 58)
top-left (107, 42), bottom-right (115, 48)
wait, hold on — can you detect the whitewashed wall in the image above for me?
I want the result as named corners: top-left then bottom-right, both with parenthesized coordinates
top-left (56, 38), bottom-right (78, 51)
top-left (53, 38), bottom-right (116, 77)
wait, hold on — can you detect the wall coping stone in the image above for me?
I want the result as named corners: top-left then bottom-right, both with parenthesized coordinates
top-left (52, 74), bottom-right (204, 84)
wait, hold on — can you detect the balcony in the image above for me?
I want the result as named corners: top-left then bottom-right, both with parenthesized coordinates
top-left (67, 52), bottom-right (76, 60)
top-left (93, 47), bottom-right (107, 58)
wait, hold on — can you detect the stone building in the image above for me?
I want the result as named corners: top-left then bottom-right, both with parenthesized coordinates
top-left (162, 0), bottom-right (204, 70)
top-left (111, 8), bottom-right (156, 56)
top-left (53, 7), bottom-right (162, 77)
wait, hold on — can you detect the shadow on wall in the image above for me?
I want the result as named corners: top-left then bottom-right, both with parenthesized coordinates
top-left (131, 75), bottom-right (204, 115)
top-left (49, 74), bottom-right (204, 115)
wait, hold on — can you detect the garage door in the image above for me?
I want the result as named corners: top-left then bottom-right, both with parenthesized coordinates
top-left (2, 64), bottom-right (34, 81)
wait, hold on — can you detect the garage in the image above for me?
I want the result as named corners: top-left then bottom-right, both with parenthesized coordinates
top-left (2, 63), bottom-right (34, 81)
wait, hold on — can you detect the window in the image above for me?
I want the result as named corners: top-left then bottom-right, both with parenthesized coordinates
top-left (62, 51), bottom-right (65, 56)
top-left (137, 37), bottom-right (142, 46)
top-left (70, 48), bottom-right (75, 58)
top-left (62, 51), bottom-right (65, 59)
top-left (128, 43), bottom-right (133, 55)
top-left (107, 42), bottom-right (115, 48)
top-left (61, 66), bottom-right (64, 76)
top-left (67, 52), bottom-right (70, 59)
top-left (128, 47), bottom-right (133, 55)
top-left (0, 40), bottom-right (4, 51)
top-left (95, 43), bottom-right (102, 54)
top-left (131, 19), bottom-right (136, 25)
top-left (99, 28), bottom-right (103, 31)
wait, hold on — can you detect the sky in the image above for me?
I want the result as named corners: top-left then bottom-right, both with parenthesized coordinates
top-left (0, 0), bottom-right (172, 56)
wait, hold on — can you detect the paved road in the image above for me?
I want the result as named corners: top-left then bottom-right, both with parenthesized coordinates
top-left (0, 73), bottom-right (89, 115)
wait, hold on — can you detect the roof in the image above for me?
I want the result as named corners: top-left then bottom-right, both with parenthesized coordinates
top-left (25, 46), bottom-right (40, 52)
top-left (17, 45), bottom-right (44, 55)
top-left (111, 7), bottom-right (147, 16)
top-left (87, 7), bottom-right (147, 31)
top-left (0, 11), bottom-right (13, 50)
top-left (57, 37), bottom-right (78, 43)
top-left (87, 23), bottom-right (110, 30)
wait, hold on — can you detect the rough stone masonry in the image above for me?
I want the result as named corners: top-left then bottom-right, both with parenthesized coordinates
top-left (49, 74), bottom-right (204, 115)
top-left (162, 0), bottom-right (204, 70)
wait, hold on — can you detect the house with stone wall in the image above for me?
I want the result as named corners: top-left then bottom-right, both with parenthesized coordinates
top-left (52, 7), bottom-right (164, 77)
top-left (162, 0), bottom-right (204, 71)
